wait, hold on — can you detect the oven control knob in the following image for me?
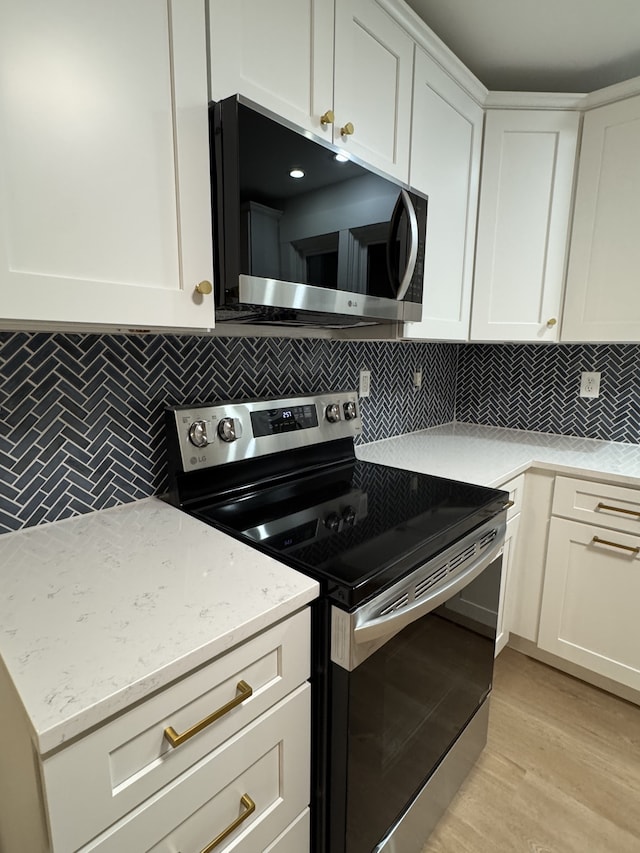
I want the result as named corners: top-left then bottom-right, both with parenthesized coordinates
top-left (324, 512), bottom-right (341, 532)
top-left (342, 506), bottom-right (357, 526)
top-left (188, 420), bottom-right (209, 448)
top-left (325, 404), bottom-right (341, 423)
top-left (343, 401), bottom-right (357, 420)
top-left (218, 417), bottom-right (238, 443)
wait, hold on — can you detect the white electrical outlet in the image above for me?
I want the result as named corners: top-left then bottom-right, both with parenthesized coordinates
top-left (413, 369), bottom-right (422, 389)
top-left (580, 371), bottom-right (601, 398)
top-left (359, 369), bottom-right (371, 398)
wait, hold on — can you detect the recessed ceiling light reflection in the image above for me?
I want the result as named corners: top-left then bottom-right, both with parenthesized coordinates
top-left (289, 168), bottom-right (305, 179)
top-left (334, 153), bottom-right (349, 163)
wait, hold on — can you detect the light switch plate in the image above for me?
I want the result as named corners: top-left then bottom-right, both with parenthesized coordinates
top-left (359, 369), bottom-right (371, 398)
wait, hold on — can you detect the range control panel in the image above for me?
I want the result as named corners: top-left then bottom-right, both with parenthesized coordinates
top-left (167, 391), bottom-right (361, 473)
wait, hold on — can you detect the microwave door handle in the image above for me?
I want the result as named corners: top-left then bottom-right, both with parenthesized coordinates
top-left (352, 528), bottom-right (505, 646)
top-left (395, 189), bottom-right (419, 301)
top-left (385, 192), bottom-right (404, 295)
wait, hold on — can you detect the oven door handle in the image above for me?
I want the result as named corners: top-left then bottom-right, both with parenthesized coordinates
top-left (353, 532), bottom-right (504, 646)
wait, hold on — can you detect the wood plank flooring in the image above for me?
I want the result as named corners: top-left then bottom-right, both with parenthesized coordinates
top-left (422, 648), bottom-right (640, 853)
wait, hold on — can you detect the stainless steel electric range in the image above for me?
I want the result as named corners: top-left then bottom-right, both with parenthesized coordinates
top-left (165, 391), bottom-right (508, 853)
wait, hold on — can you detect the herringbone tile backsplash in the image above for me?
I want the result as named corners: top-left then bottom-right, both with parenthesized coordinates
top-left (0, 332), bottom-right (457, 534)
top-left (456, 343), bottom-right (640, 444)
top-left (2, 333), bottom-right (639, 535)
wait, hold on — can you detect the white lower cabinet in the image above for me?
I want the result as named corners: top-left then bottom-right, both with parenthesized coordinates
top-left (446, 475), bottom-right (522, 656)
top-left (537, 478), bottom-right (640, 692)
top-left (4, 610), bottom-right (312, 852)
top-left (264, 810), bottom-right (311, 853)
top-left (84, 686), bottom-right (310, 852)
top-left (495, 512), bottom-right (521, 655)
top-left (495, 475), bottom-right (524, 655)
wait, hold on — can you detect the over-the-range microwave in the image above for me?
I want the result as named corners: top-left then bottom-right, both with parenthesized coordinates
top-left (210, 96), bottom-right (428, 328)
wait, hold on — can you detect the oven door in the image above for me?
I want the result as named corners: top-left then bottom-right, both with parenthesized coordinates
top-left (326, 517), bottom-right (505, 853)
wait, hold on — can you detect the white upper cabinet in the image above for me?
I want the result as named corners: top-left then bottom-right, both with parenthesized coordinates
top-left (209, 0), bottom-right (413, 181)
top-left (332, 0), bottom-right (413, 180)
top-left (562, 93), bottom-right (640, 342)
top-left (470, 109), bottom-right (580, 342)
top-left (209, 0), bottom-right (334, 138)
top-left (0, 0), bottom-right (214, 331)
top-left (403, 47), bottom-right (483, 340)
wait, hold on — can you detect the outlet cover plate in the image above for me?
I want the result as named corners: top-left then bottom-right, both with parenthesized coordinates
top-left (580, 371), bottom-right (601, 398)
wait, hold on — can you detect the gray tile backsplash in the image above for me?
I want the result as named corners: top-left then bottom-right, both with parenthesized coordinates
top-left (456, 343), bottom-right (640, 444)
top-left (2, 332), bottom-right (639, 536)
top-left (0, 332), bottom-right (457, 534)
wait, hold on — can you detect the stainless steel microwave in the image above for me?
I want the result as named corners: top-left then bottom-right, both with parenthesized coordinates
top-left (210, 96), bottom-right (428, 328)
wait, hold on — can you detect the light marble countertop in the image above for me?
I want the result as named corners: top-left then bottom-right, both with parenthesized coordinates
top-left (357, 422), bottom-right (640, 489)
top-left (0, 498), bottom-right (318, 754)
top-left (4, 422), bottom-right (639, 755)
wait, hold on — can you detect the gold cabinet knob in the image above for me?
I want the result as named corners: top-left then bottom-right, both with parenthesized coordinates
top-left (195, 280), bottom-right (212, 295)
top-left (320, 109), bottom-right (335, 125)
top-left (546, 317), bottom-right (557, 327)
top-left (340, 121), bottom-right (355, 136)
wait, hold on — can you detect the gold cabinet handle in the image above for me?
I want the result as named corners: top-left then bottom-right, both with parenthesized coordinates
top-left (195, 280), bottom-right (213, 295)
top-left (596, 502), bottom-right (640, 519)
top-left (591, 536), bottom-right (640, 555)
top-left (340, 121), bottom-right (354, 136)
top-left (164, 680), bottom-right (252, 748)
top-left (546, 317), bottom-right (557, 327)
top-left (503, 500), bottom-right (515, 510)
top-left (320, 109), bottom-right (335, 125)
top-left (201, 794), bottom-right (256, 853)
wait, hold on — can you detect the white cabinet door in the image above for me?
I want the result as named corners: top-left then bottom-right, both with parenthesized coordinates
top-left (403, 47), bottom-right (483, 340)
top-left (495, 512), bottom-right (521, 655)
top-left (538, 517), bottom-right (640, 691)
top-left (209, 0), bottom-right (412, 181)
top-left (332, 0), bottom-right (413, 180)
top-left (0, 0), bottom-right (214, 330)
top-left (471, 110), bottom-right (579, 341)
top-left (209, 0), bottom-right (334, 136)
top-left (562, 94), bottom-right (640, 342)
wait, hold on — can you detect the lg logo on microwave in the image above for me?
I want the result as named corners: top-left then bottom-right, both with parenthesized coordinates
top-left (348, 299), bottom-right (358, 308)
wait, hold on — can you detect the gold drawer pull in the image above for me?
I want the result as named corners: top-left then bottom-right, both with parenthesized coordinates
top-left (592, 536), bottom-right (640, 555)
top-left (503, 500), bottom-right (515, 510)
top-left (164, 680), bottom-right (253, 748)
top-left (596, 502), bottom-right (640, 519)
top-left (201, 794), bottom-right (256, 853)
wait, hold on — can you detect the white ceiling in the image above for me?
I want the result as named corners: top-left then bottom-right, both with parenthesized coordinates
top-left (404, 0), bottom-right (640, 93)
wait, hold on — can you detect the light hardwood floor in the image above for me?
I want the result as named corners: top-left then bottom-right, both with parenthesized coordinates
top-left (422, 648), bottom-right (640, 853)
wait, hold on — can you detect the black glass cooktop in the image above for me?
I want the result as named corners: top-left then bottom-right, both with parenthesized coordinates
top-left (188, 460), bottom-right (507, 609)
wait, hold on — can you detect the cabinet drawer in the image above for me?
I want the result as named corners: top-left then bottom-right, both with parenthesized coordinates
top-left (43, 610), bottom-right (310, 852)
top-left (500, 473), bottom-right (525, 520)
top-left (539, 518), bottom-right (640, 690)
top-left (553, 476), bottom-right (640, 534)
top-left (264, 809), bottom-right (310, 852)
top-left (82, 684), bottom-right (311, 852)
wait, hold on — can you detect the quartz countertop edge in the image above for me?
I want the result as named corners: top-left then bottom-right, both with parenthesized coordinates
top-left (356, 422), bottom-right (640, 488)
top-left (0, 498), bottom-right (319, 755)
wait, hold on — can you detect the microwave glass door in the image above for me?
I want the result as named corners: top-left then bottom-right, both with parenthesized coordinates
top-left (237, 104), bottom-right (408, 299)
